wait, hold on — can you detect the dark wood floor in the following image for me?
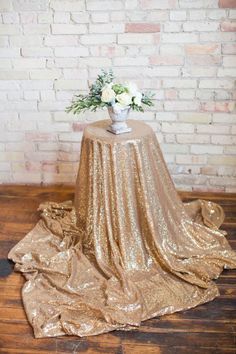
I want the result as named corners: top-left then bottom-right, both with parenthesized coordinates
top-left (0, 186), bottom-right (236, 354)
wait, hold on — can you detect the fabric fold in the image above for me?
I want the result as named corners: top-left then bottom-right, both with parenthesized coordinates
top-left (8, 119), bottom-right (236, 338)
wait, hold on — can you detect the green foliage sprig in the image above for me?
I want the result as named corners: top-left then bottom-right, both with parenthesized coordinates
top-left (65, 69), bottom-right (155, 115)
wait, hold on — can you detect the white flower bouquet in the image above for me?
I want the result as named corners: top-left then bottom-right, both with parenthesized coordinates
top-left (66, 69), bottom-right (155, 116)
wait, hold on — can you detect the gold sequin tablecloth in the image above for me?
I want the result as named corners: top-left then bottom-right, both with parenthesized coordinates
top-left (8, 119), bottom-right (236, 338)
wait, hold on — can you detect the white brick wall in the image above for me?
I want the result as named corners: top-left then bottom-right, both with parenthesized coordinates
top-left (0, 0), bottom-right (235, 192)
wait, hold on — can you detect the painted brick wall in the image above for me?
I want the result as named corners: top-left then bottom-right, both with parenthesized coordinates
top-left (0, 0), bottom-right (235, 191)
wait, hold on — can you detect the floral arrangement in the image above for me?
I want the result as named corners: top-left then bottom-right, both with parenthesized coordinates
top-left (66, 69), bottom-right (154, 115)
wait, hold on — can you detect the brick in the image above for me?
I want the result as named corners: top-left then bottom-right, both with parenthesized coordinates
top-left (125, 0), bottom-right (138, 9)
top-left (0, 48), bottom-right (20, 57)
top-left (229, 9), bottom-right (236, 18)
top-left (45, 35), bottom-right (78, 47)
top-left (221, 21), bottom-right (236, 31)
top-left (165, 89), bottom-right (178, 99)
top-left (21, 47), bottom-right (53, 57)
top-left (200, 32), bottom-right (236, 41)
top-left (179, 0), bottom-right (218, 8)
top-left (13, 58), bottom-right (46, 69)
top-left (182, 66), bottom-right (217, 77)
top-left (21, 80), bottom-right (53, 90)
top-left (199, 79), bottom-right (234, 89)
top-left (183, 21), bottom-right (219, 32)
top-left (10, 35), bottom-right (43, 47)
top-left (0, 24), bottom-right (21, 34)
top-left (0, 36), bottom-right (8, 47)
top-left (146, 10), bottom-right (169, 21)
top-left (80, 34), bottom-right (116, 45)
top-left (24, 91), bottom-right (40, 100)
top-left (164, 101), bottom-right (199, 111)
top-left (38, 12), bottom-right (53, 24)
top-left (54, 80), bottom-right (88, 90)
top-left (40, 90), bottom-right (55, 101)
top-left (208, 156), bottom-right (236, 165)
top-left (53, 12), bottom-right (70, 23)
top-left (217, 68), bottom-right (236, 76)
top-left (63, 68), bottom-right (88, 79)
top-left (178, 90), bottom-right (195, 100)
top-left (162, 122), bottom-right (194, 133)
top-left (219, 0), bottom-right (236, 8)
top-left (186, 55), bottom-right (221, 65)
top-left (201, 101), bottom-right (235, 112)
top-left (158, 112), bottom-right (177, 121)
top-left (170, 10), bottom-right (186, 20)
top-left (59, 132), bottom-right (83, 143)
top-left (176, 134), bottom-right (210, 144)
top-left (191, 145), bottom-right (223, 154)
top-left (13, 0), bottom-right (48, 11)
top-left (0, 0), bottom-right (13, 11)
top-left (118, 33), bottom-right (155, 44)
top-left (196, 124), bottom-right (229, 134)
top-left (144, 66), bottom-right (180, 77)
top-left (162, 143), bottom-right (189, 154)
top-left (212, 135), bottom-right (236, 144)
top-left (23, 24), bottom-right (50, 34)
top-left (79, 57), bottom-right (112, 68)
top-left (90, 23), bottom-right (124, 33)
top-left (149, 55), bottom-right (184, 65)
top-left (125, 23), bottom-right (160, 33)
top-left (110, 11), bottom-right (126, 21)
top-left (55, 46), bottom-right (89, 57)
top-left (20, 12), bottom-right (37, 24)
top-left (185, 44), bottom-right (220, 54)
top-left (162, 33), bottom-right (198, 43)
top-left (140, 0), bottom-right (177, 9)
top-left (52, 24), bottom-right (87, 34)
top-left (87, 1), bottom-right (123, 10)
top-left (163, 79), bottom-right (197, 88)
top-left (160, 44), bottom-right (183, 55)
top-left (91, 12), bottom-right (109, 23)
top-left (50, 0), bottom-right (85, 11)
top-left (176, 155), bottom-right (207, 164)
top-left (2, 12), bottom-right (19, 24)
top-left (208, 9), bottom-right (227, 19)
top-left (223, 56), bottom-right (236, 66)
top-left (0, 81), bottom-right (20, 90)
top-left (179, 113), bottom-right (211, 123)
top-left (164, 22), bottom-right (182, 32)
top-left (114, 56), bottom-right (149, 66)
top-left (189, 10), bottom-right (206, 20)
top-left (30, 69), bottom-right (61, 80)
top-left (212, 113), bottom-right (236, 123)
top-left (38, 101), bottom-right (69, 111)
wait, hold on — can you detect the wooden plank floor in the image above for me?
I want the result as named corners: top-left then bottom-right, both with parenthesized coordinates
top-left (0, 185), bottom-right (236, 354)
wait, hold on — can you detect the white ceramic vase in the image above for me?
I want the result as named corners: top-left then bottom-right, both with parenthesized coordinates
top-left (107, 105), bottom-right (132, 135)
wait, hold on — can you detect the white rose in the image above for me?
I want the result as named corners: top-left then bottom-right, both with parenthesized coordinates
top-left (134, 92), bottom-right (142, 106)
top-left (101, 86), bottom-right (116, 103)
top-left (125, 82), bottom-right (138, 97)
top-left (116, 92), bottom-right (132, 107)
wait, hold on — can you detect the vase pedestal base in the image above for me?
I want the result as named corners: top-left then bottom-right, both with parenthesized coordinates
top-left (107, 125), bottom-right (132, 135)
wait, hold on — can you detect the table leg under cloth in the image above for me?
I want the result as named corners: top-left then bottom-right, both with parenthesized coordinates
top-left (8, 119), bottom-right (236, 338)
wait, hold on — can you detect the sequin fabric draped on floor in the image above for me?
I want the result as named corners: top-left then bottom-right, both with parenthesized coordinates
top-left (8, 119), bottom-right (236, 338)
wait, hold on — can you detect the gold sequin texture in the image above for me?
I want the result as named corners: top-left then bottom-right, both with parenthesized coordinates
top-left (8, 119), bottom-right (236, 338)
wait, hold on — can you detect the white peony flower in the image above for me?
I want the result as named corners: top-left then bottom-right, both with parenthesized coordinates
top-left (134, 92), bottom-right (142, 106)
top-left (116, 92), bottom-right (132, 106)
top-left (101, 83), bottom-right (116, 103)
top-left (125, 82), bottom-right (138, 97)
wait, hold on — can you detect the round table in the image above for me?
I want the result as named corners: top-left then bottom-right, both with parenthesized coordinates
top-left (8, 118), bottom-right (236, 338)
